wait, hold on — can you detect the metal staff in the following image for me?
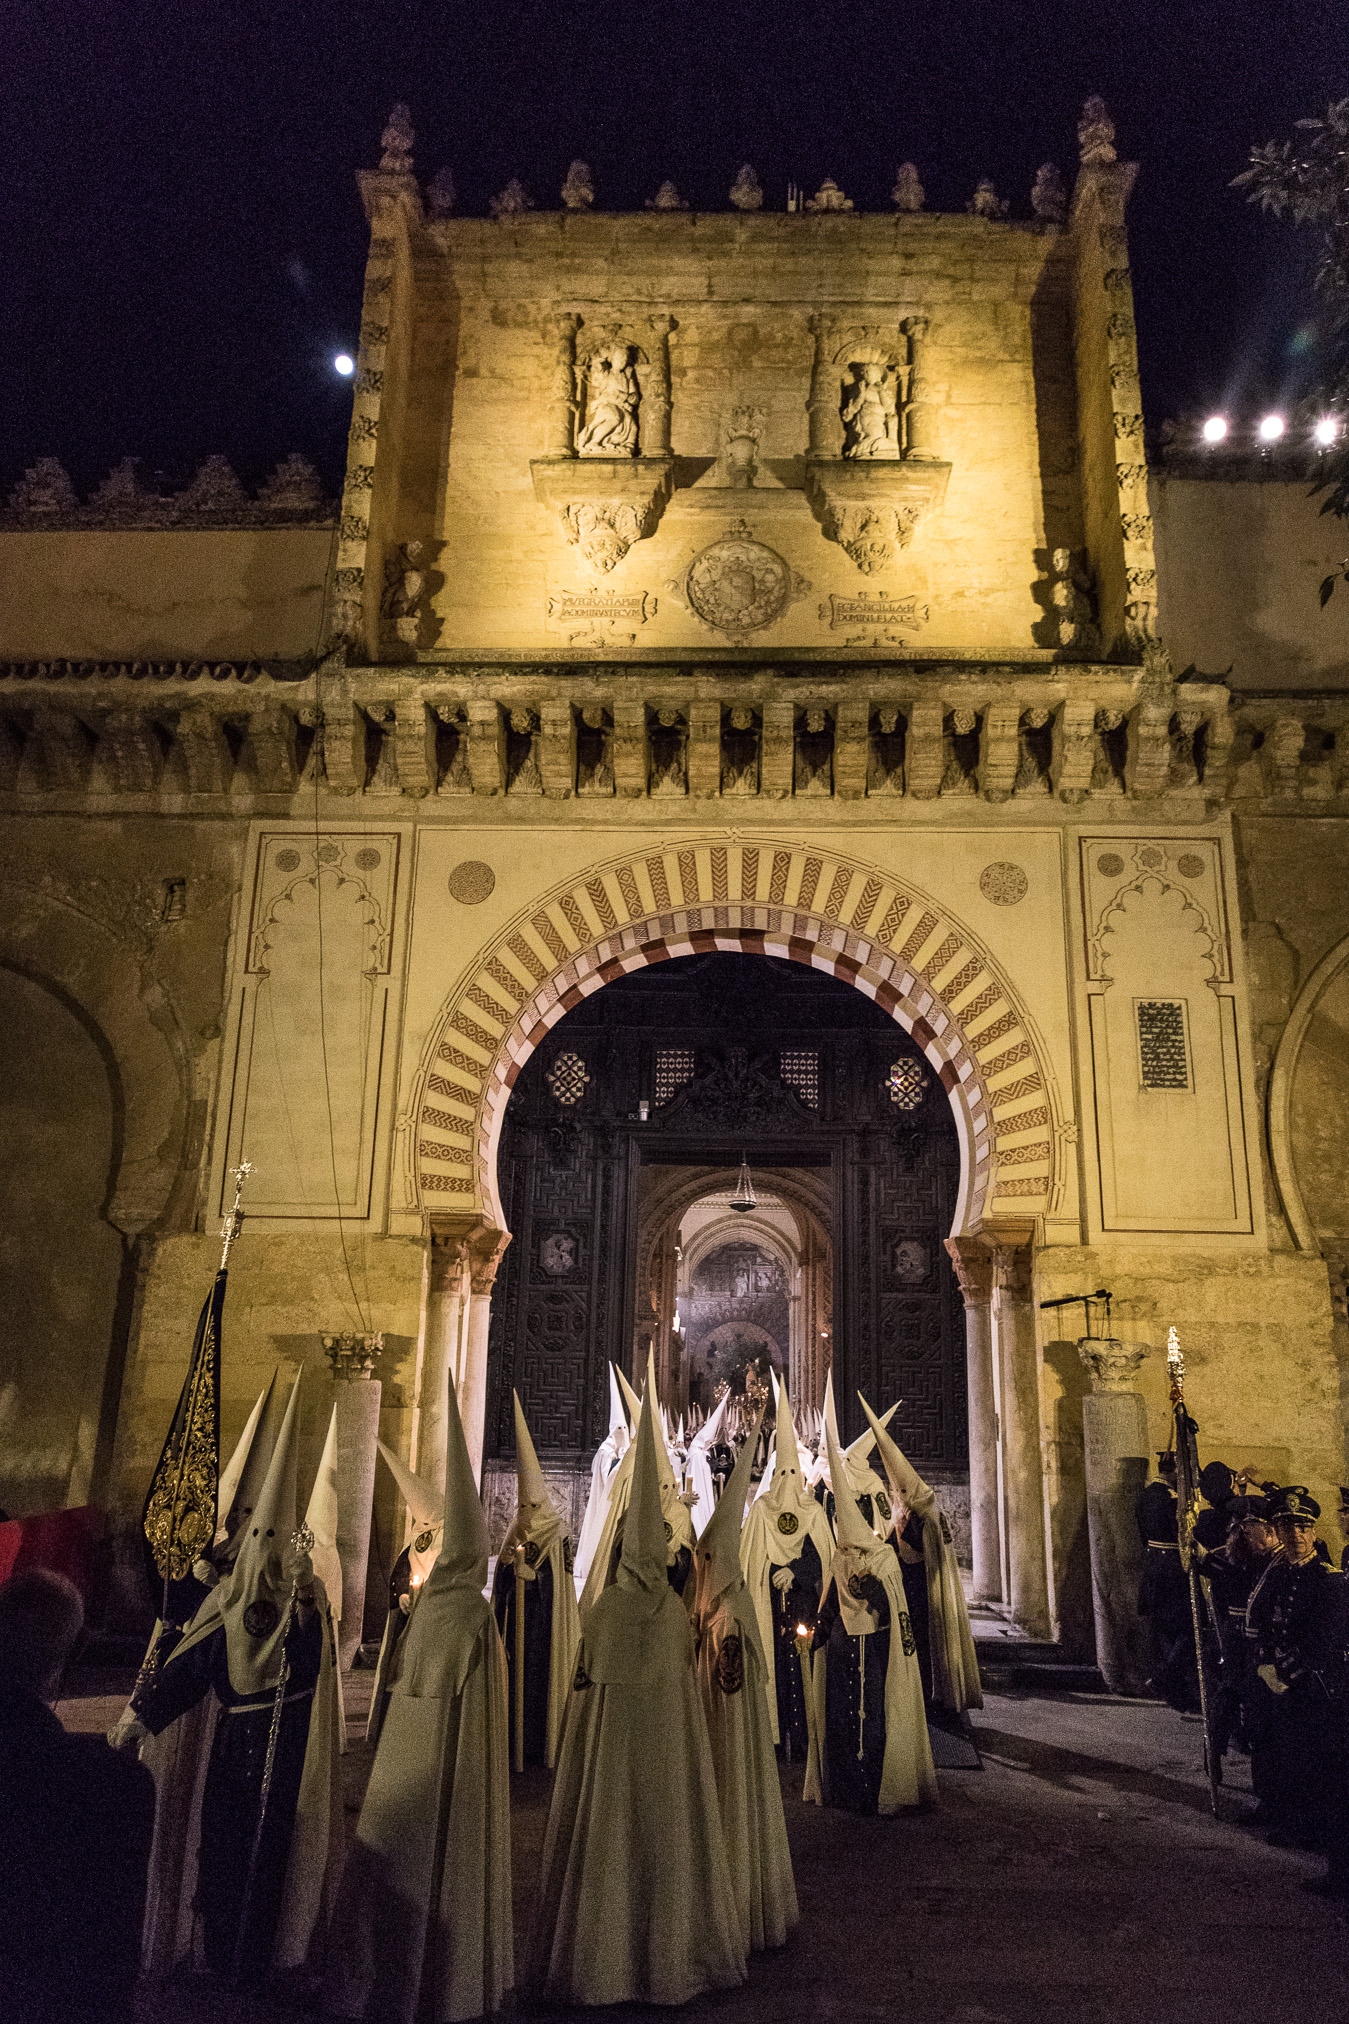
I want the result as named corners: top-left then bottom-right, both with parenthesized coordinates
top-left (513, 1542), bottom-right (527, 1774)
top-left (232, 1518), bottom-right (314, 1986)
top-left (1167, 1328), bottom-right (1221, 1818)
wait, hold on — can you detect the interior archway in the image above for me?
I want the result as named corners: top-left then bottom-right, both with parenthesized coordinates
top-left (483, 951), bottom-right (967, 1528)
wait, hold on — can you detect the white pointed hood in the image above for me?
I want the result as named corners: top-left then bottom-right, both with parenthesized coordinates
top-left (395, 1374), bottom-right (493, 1702)
top-left (213, 1383), bottom-right (268, 1550)
top-left (692, 1409), bottom-right (762, 1614)
top-left (305, 1404), bottom-right (343, 1622)
top-left (171, 1373), bottom-right (304, 1693)
top-left (221, 1369), bottom-right (286, 1550)
top-left (501, 1390), bottom-right (564, 1561)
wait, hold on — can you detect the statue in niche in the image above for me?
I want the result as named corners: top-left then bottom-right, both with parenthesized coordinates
top-left (649, 707), bottom-right (686, 795)
top-left (794, 707), bottom-right (833, 795)
top-left (940, 708), bottom-right (979, 794)
top-left (578, 345), bottom-right (640, 457)
top-left (841, 362), bottom-right (900, 459)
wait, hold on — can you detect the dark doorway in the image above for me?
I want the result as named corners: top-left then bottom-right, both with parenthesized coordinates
top-left (485, 952), bottom-right (966, 1470)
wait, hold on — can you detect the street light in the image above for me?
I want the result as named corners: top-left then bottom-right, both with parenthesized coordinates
top-left (1201, 416), bottom-right (1227, 443)
top-left (1258, 413), bottom-right (1285, 442)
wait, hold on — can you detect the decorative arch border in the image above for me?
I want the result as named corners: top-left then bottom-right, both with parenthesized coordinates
top-left (404, 838), bottom-right (1064, 1232)
top-left (1267, 931), bottom-right (1349, 1254)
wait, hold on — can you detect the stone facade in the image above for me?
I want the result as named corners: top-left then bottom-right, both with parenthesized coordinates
top-left (1, 102), bottom-right (1346, 1648)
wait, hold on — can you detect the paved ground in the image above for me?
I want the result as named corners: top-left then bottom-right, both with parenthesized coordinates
top-left (58, 1667), bottom-right (1348, 2024)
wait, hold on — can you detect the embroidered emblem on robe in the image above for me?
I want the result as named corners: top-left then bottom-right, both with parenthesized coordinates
top-left (715, 1634), bottom-right (745, 1695)
top-left (243, 1597), bottom-right (279, 1638)
top-left (777, 1510), bottom-right (799, 1536)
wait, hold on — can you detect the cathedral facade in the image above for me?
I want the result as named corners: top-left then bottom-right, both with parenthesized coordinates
top-left (2, 101), bottom-right (1346, 1648)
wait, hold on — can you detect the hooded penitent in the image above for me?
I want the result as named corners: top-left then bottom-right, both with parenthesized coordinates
top-left (527, 1392), bottom-right (747, 2006)
top-left (367, 1442), bottom-right (445, 1746)
top-left (859, 1393), bottom-right (982, 1714)
top-left (326, 1371), bottom-right (514, 2024)
top-left (689, 1410), bottom-right (798, 1955)
top-left (305, 1405), bottom-right (348, 1754)
top-left (491, 1391), bottom-right (581, 1769)
top-left (573, 1365), bottom-right (629, 1588)
top-left (803, 1417), bottom-right (937, 1817)
top-left (686, 1390), bottom-right (732, 1538)
top-left (130, 1374), bottom-right (343, 1980)
top-left (740, 1383), bottom-right (836, 1751)
top-left (812, 1372), bottom-right (897, 1535)
top-left (130, 1379), bottom-right (271, 1976)
top-left (577, 1352), bottom-right (694, 1617)
top-left (220, 1370), bottom-right (288, 1554)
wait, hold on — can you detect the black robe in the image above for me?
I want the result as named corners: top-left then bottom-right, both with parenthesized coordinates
top-left (1136, 1479), bottom-right (1199, 1710)
top-left (811, 1569), bottom-right (894, 1816)
top-left (767, 1533), bottom-right (823, 1761)
top-left (133, 1611), bottom-right (322, 1980)
top-left (491, 1550), bottom-right (557, 1767)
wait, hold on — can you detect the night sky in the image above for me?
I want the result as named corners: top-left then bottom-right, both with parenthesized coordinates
top-left (2, 0), bottom-right (1344, 499)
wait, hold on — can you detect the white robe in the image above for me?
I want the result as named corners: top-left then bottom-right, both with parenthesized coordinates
top-left (693, 1590), bottom-right (798, 1953)
top-left (527, 1579), bottom-right (746, 2004)
top-left (326, 1589), bottom-right (514, 2021)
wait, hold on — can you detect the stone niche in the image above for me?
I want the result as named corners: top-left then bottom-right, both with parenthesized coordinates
top-left (802, 315), bottom-right (952, 574)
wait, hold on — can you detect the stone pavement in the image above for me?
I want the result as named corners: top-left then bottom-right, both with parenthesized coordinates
top-left (57, 1670), bottom-right (1348, 2024)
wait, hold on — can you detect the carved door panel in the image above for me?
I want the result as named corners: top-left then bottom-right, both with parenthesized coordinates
top-left (835, 1050), bottom-right (965, 1468)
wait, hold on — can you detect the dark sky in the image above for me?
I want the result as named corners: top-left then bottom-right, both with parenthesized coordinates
top-left (2, 0), bottom-right (1344, 498)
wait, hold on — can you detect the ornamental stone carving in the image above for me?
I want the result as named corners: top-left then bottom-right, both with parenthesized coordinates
top-left (1077, 1337), bottom-right (1147, 1393)
top-left (891, 163), bottom-right (924, 211)
top-left (532, 315), bottom-right (675, 569)
top-left (578, 342), bottom-right (641, 456)
top-left (670, 523), bottom-right (808, 639)
top-left (806, 177), bottom-right (853, 212)
top-left (729, 165), bottom-right (763, 211)
top-left (647, 180), bottom-right (688, 210)
top-left (561, 160), bottom-right (595, 210)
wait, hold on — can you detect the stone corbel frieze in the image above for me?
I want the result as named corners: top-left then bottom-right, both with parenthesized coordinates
top-left (803, 457), bottom-right (951, 576)
top-left (530, 456), bottom-right (675, 574)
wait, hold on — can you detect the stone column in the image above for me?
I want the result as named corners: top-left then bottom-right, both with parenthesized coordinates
top-left (333, 1376), bottom-right (381, 1667)
top-left (806, 313), bottom-right (837, 457)
top-left (945, 1235), bottom-right (1002, 1602)
top-left (990, 1228), bottom-right (1053, 1639)
top-left (644, 314), bottom-right (677, 455)
top-left (417, 1228), bottom-right (473, 1496)
top-left (902, 314), bottom-right (939, 458)
top-left (1078, 1337), bottom-right (1151, 1692)
top-left (461, 1226), bottom-right (511, 1483)
top-left (545, 312), bottom-right (581, 457)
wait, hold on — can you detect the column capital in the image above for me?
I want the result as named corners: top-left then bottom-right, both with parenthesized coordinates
top-left (943, 1234), bottom-right (993, 1307)
top-left (468, 1223), bottom-right (512, 1294)
top-left (1078, 1336), bottom-right (1150, 1394)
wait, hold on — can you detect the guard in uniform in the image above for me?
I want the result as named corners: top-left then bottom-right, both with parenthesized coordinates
top-left (1136, 1452), bottom-right (1198, 1711)
top-left (1246, 1486), bottom-right (1348, 1856)
top-left (1194, 1494), bottom-right (1278, 1768)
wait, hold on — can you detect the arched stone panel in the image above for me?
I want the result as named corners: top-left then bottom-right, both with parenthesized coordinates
top-left (400, 838), bottom-right (1063, 1233)
top-left (0, 873), bottom-right (189, 1236)
top-left (1268, 931), bottom-right (1349, 1255)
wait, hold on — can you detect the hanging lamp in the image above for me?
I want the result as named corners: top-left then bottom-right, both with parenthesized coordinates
top-left (729, 1153), bottom-right (757, 1214)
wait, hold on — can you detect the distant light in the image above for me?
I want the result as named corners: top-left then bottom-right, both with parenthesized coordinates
top-left (1258, 413), bottom-right (1285, 441)
top-left (1314, 417), bottom-right (1339, 447)
top-left (1201, 416), bottom-right (1227, 443)
top-left (334, 353), bottom-right (355, 377)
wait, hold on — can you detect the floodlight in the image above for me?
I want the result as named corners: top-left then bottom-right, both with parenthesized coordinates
top-left (1201, 416), bottom-right (1227, 442)
top-left (1258, 413), bottom-right (1285, 441)
top-left (1314, 417), bottom-right (1339, 447)
top-left (334, 353), bottom-right (355, 377)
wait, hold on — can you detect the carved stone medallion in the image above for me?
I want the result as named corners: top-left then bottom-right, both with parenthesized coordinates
top-left (684, 528), bottom-right (794, 635)
top-left (979, 860), bottom-right (1029, 906)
